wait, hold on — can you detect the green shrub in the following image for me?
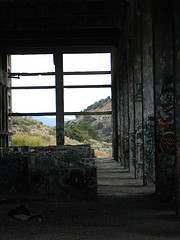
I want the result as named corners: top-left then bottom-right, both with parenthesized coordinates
top-left (83, 115), bottom-right (93, 123)
top-left (13, 134), bottom-right (47, 147)
top-left (65, 124), bottom-right (85, 142)
top-left (77, 122), bottom-right (98, 140)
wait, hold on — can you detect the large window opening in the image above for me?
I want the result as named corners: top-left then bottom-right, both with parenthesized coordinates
top-left (10, 53), bottom-right (112, 157)
top-left (11, 54), bottom-right (56, 146)
top-left (63, 53), bottom-right (112, 158)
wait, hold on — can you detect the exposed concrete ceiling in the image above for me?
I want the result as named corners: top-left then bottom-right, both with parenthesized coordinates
top-left (0, 0), bottom-right (126, 51)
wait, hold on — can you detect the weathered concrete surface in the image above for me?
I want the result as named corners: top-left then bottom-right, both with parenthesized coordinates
top-left (0, 145), bottom-right (97, 200)
top-left (141, 0), bottom-right (155, 186)
top-left (96, 158), bottom-right (152, 196)
top-left (153, 0), bottom-right (176, 199)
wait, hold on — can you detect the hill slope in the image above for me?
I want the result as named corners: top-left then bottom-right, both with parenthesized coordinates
top-left (65, 96), bottom-right (112, 143)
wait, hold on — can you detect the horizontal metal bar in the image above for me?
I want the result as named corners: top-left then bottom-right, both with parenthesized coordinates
top-left (65, 111), bottom-right (112, 116)
top-left (9, 72), bottom-right (55, 77)
top-left (10, 85), bottom-right (111, 90)
top-left (63, 71), bottom-right (111, 75)
top-left (9, 112), bottom-right (56, 117)
top-left (9, 71), bottom-right (111, 78)
top-left (64, 85), bottom-right (111, 89)
top-left (10, 86), bottom-right (55, 90)
top-left (9, 111), bottom-right (112, 117)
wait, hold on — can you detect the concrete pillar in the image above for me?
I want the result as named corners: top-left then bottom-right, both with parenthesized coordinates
top-left (141, 0), bottom-right (155, 185)
top-left (172, 0), bottom-right (180, 217)
top-left (119, 78), bottom-right (124, 166)
top-left (0, 83), bottom-right (2, 148)
top-left (111, 50), bottom-right (119, 161)
top-left (54, 51), bottom-right (64, 146)
top-left (133, 13), bottom-right (143, 179)
top-left (122, 48), bottom-right (129, 169)
top-left (127, 38), bottom-right (135, 173)
top-left (0, 53), bottom-right (9, 148)
top-left (153, 0), bottom-right (176, 199)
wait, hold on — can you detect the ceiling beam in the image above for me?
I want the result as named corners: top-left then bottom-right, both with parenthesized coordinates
top-left (0, 28), bottom-right (120, 40)
top-left (0, 16), bottom-right (119, 30)
top-left (0, 1), bottom-right (121, 18)
top-left (0, 37), bottom-right (118, 48)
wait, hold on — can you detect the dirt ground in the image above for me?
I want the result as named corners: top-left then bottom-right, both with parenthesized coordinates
top-left (0, 159), bottom-right (179, 240)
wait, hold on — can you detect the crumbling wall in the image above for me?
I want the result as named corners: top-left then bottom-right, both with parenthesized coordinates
top-left (0, 145), bottom-right (97, 200)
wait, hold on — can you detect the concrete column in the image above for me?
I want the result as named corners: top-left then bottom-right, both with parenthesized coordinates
top-left (141, 0), bottom-right (155, 185)
top-left (0, 83), bottom-right (2, 148)
top-left (133, 13), bottom-right (143, 179)
top-left (153, 0), bottom-right (176, 199)
top-left (118, 46), bottom-right (125, 166)
top-left (54, 51), bottom-right (64, 146)
top-left (119, 78), bottom-right (124, 166)
top-left (127, 38), bottom-right (135, 173)
top-left (122, 49), bottom-right (129, 169)
top-left (7, 55), bottom-right (12, 146)
top-left (111, 59), bottom-right (119, 161)
top-left (172, 0), bottom-right (180, 217)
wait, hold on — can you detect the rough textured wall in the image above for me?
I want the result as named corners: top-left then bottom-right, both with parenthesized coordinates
top-left (0, 145), bottom-right (97, 200)
top-left (127, 39), bottom-right (135, 174)
top-left (153, 0), bottom-right (176, 199)
top-left (133, 14), bottom-right (143, 179)
top-left (141, 0), bottom-right (155, 185)
top-left (122, 47), bottom-right (129, 169)
top-left (172, 0), bottom-right (180, 216)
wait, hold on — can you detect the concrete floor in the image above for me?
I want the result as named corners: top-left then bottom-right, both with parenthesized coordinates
top-left (0, 158), bottom-right (179, 240)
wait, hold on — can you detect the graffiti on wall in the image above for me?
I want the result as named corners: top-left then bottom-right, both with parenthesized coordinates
top-left (156, 77), bottom-right (176, 197)
top-left (129, 132), bottom-right (135, 169)
top-left (144, 116), bottom-right (155, 184)
top-left (135, 124), bottom-right (143, 178)
top-left (31, 167), bottom-right (97, 200)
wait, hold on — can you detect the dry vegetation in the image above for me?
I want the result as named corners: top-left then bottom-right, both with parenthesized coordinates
top-left (12, 115), bottom-right (112, 158)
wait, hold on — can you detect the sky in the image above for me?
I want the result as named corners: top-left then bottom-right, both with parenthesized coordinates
top-left (11, 53), bottom-right (111, 119)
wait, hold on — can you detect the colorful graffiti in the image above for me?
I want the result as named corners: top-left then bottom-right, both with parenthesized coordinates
top-left (156, 77), bottom-right (176, 198)
top-left (144, 116), bottom-right (155, 184)
top-left (135, 124), bottom-right (143, 178)
top-left (158, 78), bottom-right (174, 125)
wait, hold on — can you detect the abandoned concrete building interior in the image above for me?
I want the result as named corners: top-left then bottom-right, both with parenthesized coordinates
top-left (0, 0), bottom-right (180, 239)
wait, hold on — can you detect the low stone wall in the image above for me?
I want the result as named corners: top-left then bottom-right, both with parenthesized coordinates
top-left (0, 145), bottom-right (97, 200)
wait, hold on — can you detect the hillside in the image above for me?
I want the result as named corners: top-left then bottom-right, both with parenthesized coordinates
top-left (65, 96), bottom-right (112, 143)
top-left (12, 116), bottom-right (56, 146)
top-left (12, 115), bottom-right (112, 158)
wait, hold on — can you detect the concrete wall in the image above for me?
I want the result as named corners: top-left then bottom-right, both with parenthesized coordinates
top-left (111, 0), bottom-right (179, 206)
top-left (153, 0), bottom-right (176, 199)
top-left (0, 145), bottom-right (97, 200)
top-left (172, 0), bottom-right (180, 216)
